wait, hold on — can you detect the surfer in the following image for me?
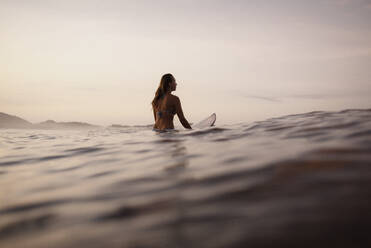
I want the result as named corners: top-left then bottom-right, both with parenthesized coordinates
top-left (152, 73), bottom-right (192, 130)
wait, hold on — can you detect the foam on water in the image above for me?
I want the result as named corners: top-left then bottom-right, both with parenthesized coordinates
top-left (0, 109), bottom-right (371, 248)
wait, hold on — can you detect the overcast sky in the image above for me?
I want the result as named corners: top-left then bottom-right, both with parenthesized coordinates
top-left (1, 0), bottom-right (370, 126)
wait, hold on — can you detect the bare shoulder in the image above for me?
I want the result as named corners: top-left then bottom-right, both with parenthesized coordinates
top-left (169, 94), bottom-right (180, 103)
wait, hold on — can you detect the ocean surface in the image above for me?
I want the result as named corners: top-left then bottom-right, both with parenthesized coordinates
top-left (1, 109), bottom-right (371, 248)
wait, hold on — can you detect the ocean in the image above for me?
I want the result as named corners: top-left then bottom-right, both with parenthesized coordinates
top-left (1, 109), bottom-right (371, 248)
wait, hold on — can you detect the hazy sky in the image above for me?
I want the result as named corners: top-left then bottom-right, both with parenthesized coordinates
top-left (1, 0), bottom-right (370, 126)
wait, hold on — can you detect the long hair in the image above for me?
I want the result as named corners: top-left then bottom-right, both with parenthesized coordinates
top-left (152, 73), bottom-right (174, 109)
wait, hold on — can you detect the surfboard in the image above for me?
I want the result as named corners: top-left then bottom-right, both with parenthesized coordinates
top-left (193, 113), bottom-right (216, 129)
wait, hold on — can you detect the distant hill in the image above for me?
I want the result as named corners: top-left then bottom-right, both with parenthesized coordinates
top-left (0, 112), bottom-right (100, 130)
top-left (36, 120), bottom-right (99, 130)
top-left (0, 112), bottom-right (33, 129)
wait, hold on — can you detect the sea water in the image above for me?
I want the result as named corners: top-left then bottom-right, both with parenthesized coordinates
top-left (1, 109), bottom-right (371, 248)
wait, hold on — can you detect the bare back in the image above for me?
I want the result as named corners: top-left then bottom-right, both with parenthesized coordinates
top-left (153, 93), bottom-right (191, 130)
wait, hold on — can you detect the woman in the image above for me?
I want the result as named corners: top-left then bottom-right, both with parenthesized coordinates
top-left (152, 73), bottom-right (192, 130)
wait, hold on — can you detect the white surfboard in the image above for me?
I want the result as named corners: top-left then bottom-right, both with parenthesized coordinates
top-left (193, 113), bottom-right (216, 129)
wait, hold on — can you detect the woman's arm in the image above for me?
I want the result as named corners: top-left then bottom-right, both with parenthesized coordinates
top-left (174, 96), bottom-right (192, 129)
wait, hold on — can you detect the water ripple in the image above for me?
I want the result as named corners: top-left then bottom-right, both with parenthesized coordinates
top-left (1, 108), bottom-right (371, 247)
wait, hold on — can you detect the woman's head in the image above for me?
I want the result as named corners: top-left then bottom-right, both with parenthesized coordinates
top-left (160, 73), bottom-right (176, 93)
top-left (152, 73), bottom-right (177, 108)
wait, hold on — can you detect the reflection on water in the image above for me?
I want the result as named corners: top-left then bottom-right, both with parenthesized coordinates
top-left (0, 109), bottom-right (371, 248)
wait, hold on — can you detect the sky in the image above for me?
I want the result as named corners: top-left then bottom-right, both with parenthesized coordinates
top-left (1, 0), bottom-right (370, 126)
